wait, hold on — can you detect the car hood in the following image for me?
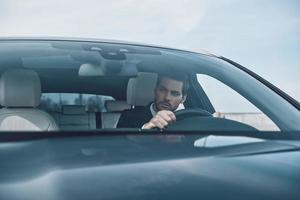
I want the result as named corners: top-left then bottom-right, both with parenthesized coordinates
top-left (0, 133), bottom-right (300, 200)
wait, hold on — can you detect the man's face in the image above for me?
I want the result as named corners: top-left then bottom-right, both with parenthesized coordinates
top-left (154, 77), bottom-right (185, 111)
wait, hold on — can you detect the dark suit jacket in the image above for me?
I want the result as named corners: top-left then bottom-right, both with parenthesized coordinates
top-left (117, 105), bottom-right (153, 128)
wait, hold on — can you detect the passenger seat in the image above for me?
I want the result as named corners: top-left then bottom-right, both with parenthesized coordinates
top-left (101, 100), bottom-right (131, 128)
top-left (0, 69), bottom-right (59, 131)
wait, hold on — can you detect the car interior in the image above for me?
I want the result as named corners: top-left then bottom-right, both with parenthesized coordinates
top-left (48, 72), bottom-right (158, 130)
top-left (0, 67), bottom-right (258, 132)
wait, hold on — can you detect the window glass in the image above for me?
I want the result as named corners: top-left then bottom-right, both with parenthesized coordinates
top-left (39, 93), bottom-right (114, 112)
top-left (197, 74), bottom-right (279, 131)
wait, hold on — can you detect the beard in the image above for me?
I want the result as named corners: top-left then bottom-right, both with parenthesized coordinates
top-left (156, 101), bottom-right (173, 111)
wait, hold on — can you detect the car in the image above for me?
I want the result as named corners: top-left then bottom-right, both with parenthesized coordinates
top-left (0, 37), bottom-right (299, 200)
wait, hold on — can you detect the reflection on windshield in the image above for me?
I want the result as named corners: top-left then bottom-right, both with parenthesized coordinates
top-left (194, 136), bottom-right (264, 148)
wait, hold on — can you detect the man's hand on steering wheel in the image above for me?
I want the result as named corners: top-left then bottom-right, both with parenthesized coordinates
top-left (143, 110), bottom-right (176, 129)
top-left (143, 109), bottom-right (221, 129)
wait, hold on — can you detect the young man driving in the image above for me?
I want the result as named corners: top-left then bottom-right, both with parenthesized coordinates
top-left (117, 73), bottom-right (188, 129)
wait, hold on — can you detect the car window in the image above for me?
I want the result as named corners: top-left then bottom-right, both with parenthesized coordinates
top-left (197, 74), bottom-right (279, 131)
top-left (39, 93), bottom-right (114, 112)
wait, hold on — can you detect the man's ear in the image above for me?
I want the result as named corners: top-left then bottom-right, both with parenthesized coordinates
top-left (181, 95), bottom-right (186, 103)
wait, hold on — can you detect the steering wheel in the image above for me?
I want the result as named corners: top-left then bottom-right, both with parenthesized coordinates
top-left (174, 108), bottom-right (213, 121)
top-left (166, 108), bottom-right (257, 132)
top-left (164, 108), bottom-right (212, 132)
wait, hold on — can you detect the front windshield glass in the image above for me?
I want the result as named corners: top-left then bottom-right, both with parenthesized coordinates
top-left (0, 40), bottom-right (299, 132)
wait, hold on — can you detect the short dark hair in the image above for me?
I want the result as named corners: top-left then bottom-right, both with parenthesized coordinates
top-left (157, 73), bottom-right (189, 96)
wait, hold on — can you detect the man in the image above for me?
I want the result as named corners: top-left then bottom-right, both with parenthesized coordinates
top-left (117, 73), bottom-right (188, 129)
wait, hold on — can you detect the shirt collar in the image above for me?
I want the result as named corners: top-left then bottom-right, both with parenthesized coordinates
top-left (150, 103), bottom-right (157, 117)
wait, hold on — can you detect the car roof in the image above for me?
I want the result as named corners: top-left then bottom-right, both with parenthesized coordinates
top-left (0, 36), bottom-right (220, 58)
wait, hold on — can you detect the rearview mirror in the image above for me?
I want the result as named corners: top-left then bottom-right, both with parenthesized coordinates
top-left (78, 63), bottom-right (104, 76)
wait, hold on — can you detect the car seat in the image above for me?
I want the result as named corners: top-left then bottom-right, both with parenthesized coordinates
top-left (0, 69), bottom-right (59, 131)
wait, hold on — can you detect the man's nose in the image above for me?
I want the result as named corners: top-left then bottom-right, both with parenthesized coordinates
top-left (164, 92), bottom-right (172, 101)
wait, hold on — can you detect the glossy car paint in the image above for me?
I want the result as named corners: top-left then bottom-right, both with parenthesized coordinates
top-left (0, 133), bottom-right (299, 200)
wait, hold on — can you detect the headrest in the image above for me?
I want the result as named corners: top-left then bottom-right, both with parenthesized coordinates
top-left (105, 100), bottom-right (131, 112)
top-left (127, 72), bottom-right (158, 106)
top-left (62, 105), bottom-right (86, 115)
top-left (0, 69), bottom-right (41, 108)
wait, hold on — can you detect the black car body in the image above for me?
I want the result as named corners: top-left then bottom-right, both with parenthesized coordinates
top-left (0, 37), bottom-right (299, 200)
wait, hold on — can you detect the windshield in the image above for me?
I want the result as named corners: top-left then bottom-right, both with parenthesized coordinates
top-left (0, 39), bottom-right (299, 133)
